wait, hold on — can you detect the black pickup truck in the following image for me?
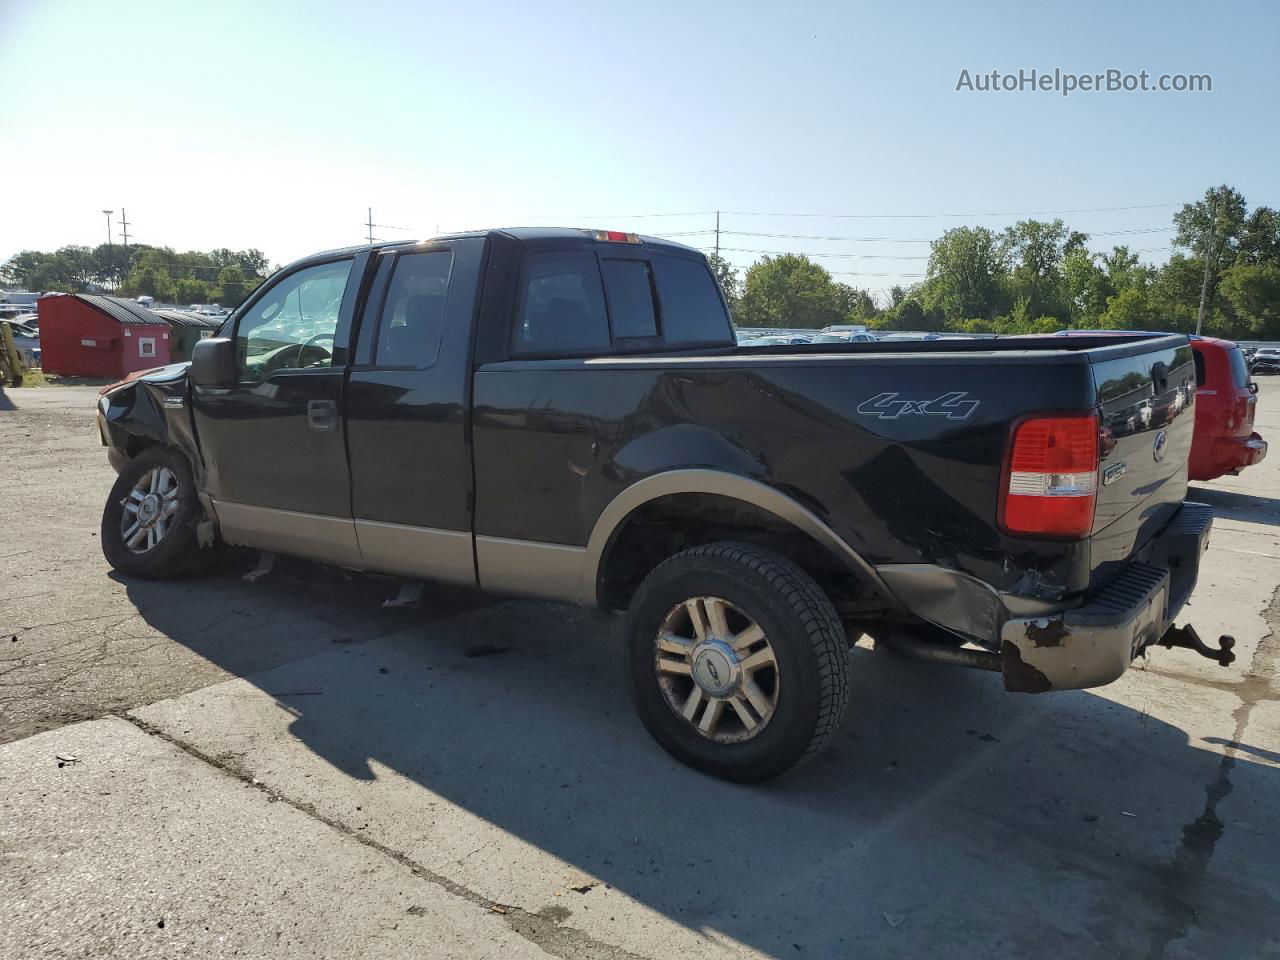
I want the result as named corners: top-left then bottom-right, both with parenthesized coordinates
top-left (96, 227), bottom-right (1231, 781)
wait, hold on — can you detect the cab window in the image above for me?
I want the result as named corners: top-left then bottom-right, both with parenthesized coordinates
top-left (236, 259), bottom-right (354, 381)
top-left (653, 255), bottom-right (733, 346)
top-left (512, 250), bottom-right (609, 356)
top-left (374, 251), bottom-right (453, 368)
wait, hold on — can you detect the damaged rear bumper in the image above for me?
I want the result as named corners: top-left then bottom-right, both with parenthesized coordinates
top-left (999, 502), bottom-right (1213, 692)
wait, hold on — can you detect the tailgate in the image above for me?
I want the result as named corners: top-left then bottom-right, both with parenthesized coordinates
top-left (1090, 338), bottom-right (1197, 587)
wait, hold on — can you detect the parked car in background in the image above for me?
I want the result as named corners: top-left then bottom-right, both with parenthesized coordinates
top-left (1190, 336), bottom-right (1266, 481)
top-left (1250, 348), bottom-right (1280, 375)
top-left (7, 320), bottom-right (41, 368)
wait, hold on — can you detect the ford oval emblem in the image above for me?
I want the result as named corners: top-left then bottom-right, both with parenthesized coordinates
top-left (1152, 430), bottom-right (1169, 462)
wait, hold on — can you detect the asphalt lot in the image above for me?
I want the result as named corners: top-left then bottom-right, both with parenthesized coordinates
top-left (2, 381), bottom-right (1279, 959)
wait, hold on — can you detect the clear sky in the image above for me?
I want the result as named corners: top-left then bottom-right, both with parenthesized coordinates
top-left (2, 0), bottom-right (1276, 294)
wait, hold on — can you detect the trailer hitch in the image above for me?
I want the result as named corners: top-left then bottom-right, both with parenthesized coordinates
top-left (1156, 624), bottom-right (1236, 667)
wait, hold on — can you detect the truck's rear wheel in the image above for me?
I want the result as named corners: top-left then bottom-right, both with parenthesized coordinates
top-left (101, 445), bottom-right (209, 579)
top-left (622, 542), bottom-right (851, 782)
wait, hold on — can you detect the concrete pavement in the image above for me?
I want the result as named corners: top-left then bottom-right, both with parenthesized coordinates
top-left (2, 380), bottom-right (1279, 958)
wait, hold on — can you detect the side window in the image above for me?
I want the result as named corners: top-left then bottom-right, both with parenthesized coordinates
top-left (1192, 350), bottom-right (1206, 387)
top-left (1227, 347), bottom-right (1250, 389)
top-left (235, 259), bottom-right (353, 381)
top-left (654, 255), bottom-right (733, 346)
top-left (374, 251), bottom-right (453, 368)
top-left (601, 259), bottom-right (657, 339)
top-left (512, 250), bottom-right (610, 356)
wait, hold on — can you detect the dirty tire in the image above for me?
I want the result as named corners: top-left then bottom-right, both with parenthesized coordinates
top-left (623, 542), bottom-right (851, 782)
top-left (101, 445), bottom-right (210, 579)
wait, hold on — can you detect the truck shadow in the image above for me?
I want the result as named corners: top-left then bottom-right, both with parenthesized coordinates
top-left (120, 570), bottom-right (1280, 959)
top-left (1190, 485), bottom-right (1280, 527)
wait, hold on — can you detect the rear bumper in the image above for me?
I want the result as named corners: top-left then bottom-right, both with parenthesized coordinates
top-left (999, 502), bottom-right (1213, 692)
top-left (1216, 432), bottom-right (1267, 474)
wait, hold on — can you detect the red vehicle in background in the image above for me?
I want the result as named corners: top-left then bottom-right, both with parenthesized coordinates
top-left (1046, 331), bottom-right (1265, 482)
top-left (1189, 336), bottom-right (1266, 481)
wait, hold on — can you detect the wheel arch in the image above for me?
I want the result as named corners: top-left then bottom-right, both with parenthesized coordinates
top-left (583, 469), bottom-right (892, 610)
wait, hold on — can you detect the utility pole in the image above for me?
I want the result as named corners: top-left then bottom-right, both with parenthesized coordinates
top-left (714, 210), bottom-right (721, 261)
top-left (118, 208), bottom-right (132, 287)
top-left (102, 210), bottom-right (114, 291)
top-left (1195, 197), bottom-right (1216, 335)
top-left (367, 207), bottom-right (375, 245)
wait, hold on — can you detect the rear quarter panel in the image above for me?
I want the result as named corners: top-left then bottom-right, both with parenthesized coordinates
top-left (472, 352), bottom-right (1099, 598)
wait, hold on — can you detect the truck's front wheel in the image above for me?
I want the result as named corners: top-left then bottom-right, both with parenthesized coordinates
top-left (101, 445), bottom-right (210, 579)
top-left (622, 542), bottom-right (851, 782)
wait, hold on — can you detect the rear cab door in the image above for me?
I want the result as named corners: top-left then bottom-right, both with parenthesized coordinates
top-left (344, 237), bottom-right (487, 584)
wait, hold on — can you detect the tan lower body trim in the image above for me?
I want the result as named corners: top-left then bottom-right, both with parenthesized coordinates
top-left (475, 535), bottom-right (587, 604)
top-left (211, 500), bottom-right (363, 568)
top-left (354, 519), bottom-right (475, 586)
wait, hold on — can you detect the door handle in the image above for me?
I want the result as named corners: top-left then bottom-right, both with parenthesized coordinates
top-left (307, 399), bottom-right (338, 432)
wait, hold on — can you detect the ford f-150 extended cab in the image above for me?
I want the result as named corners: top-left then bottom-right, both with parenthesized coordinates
top-left (96, 227), bottom-right (1233, 781)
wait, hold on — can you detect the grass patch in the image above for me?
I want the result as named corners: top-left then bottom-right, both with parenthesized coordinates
top-left (14, 367), bottom-right (49, 387)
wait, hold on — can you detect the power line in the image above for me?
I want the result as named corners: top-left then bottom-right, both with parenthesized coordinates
top-left (709, 246), bottom-right (928, 260)
top-left (366, 207), bottom-right (413, 245)
top-left (513, 211), bottom-right (717, 220)
top-left (510, 202), bottom-right (1182, 221)
top-left (697, 244), bottom-right (1175, 262)
top-left (710, 226), bottom-right (1174, 243)
top-left (719, 203), bottom-right (1182, 219)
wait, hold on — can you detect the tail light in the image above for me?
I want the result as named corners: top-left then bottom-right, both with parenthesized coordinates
top-left (1001, 414), bottom-right (1099, 538)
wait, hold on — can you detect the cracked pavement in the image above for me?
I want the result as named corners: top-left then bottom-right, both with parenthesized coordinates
top-left (2, 383), bottom-right (1279, 959)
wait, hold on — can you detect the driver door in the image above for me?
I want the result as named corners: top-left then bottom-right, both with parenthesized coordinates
top-left (191, 253), bottom-right (367, 566)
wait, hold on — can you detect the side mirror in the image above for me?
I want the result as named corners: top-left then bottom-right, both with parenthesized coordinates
top-left (190, 337), bottom-right (237, 387)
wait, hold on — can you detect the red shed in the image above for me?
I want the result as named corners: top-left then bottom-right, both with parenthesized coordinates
top-left (38, 294), bottom-right (173, 379)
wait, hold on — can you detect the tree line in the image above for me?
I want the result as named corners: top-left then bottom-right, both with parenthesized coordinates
top-left (0, 244), bottom-right (272, 308)
top-left (717, 185), bottom-right (1280, 340)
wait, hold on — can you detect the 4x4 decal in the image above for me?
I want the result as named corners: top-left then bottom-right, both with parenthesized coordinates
top-left (856, 391), bottom-right (980, 421)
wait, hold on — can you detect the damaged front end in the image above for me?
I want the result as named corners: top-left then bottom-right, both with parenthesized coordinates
top-left (96, 363), bottom-right (199, 475)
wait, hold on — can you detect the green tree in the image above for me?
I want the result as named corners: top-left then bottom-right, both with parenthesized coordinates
top-left (174, 277), bottom-right (212, 304)
top-left (736, 255), bottom-right (849, 329)
top-left (129, 266), bottom-right (176, 301)
top-left (875, 297), bottom-right (929, 331)
top-left (1239, 207), bottom-right (1280, 266)
top-left (921, 226), bottom-right (1007, 324)
top-left (842, 286), bottom-right (879, 322)
top-left (1062, 247), bottom-right (1109, 327)
top-left (1220, 263), bottom-right (1280, 339)
top-left (216, 266), bottom-right (252, 307)
top-left (1000, 219), bottom-right (1072, 321)
top-left (1098, 288), bottom-right (1158, 331)
top-left (706, 253), bottom-right (740, 303)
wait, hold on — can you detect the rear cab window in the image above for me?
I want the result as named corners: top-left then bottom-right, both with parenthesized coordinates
top-left (601, 259), bottom-right (658, 339)
top-left (653, 254), bottom-right (732, 346)
top-left (512, 250), bottom-right (610, 356)
top-left (510, 243), bottom-right (733, 357)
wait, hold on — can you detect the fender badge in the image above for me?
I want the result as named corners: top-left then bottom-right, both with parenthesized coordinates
top-left (1152, 430), bottom-right (1168, 462)
top-left (856, 391), bottom-right (980, 421)
top-left (163, 396), bottom-right (184, 409)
